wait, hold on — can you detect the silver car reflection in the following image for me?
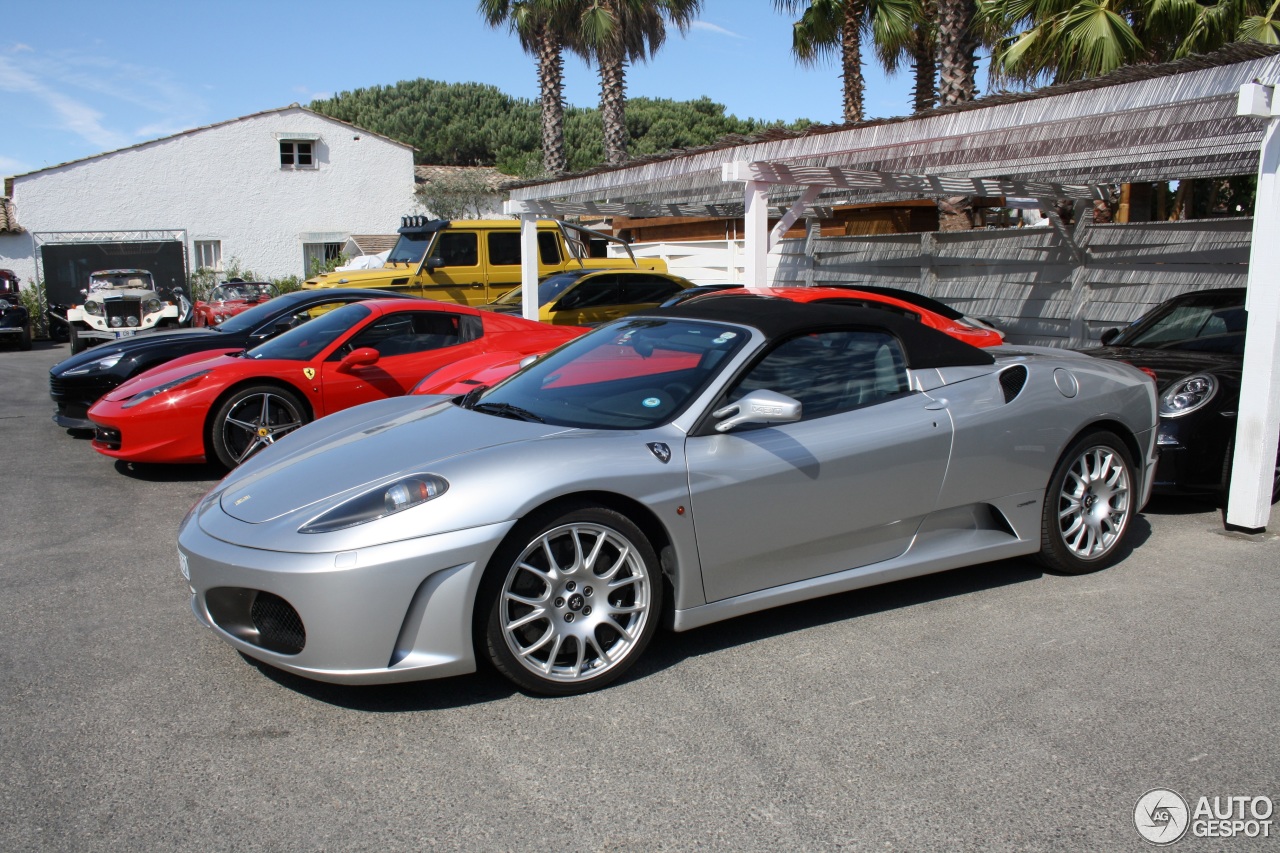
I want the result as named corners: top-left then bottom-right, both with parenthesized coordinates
top-left (178, 297), bottom-right (1158, 695)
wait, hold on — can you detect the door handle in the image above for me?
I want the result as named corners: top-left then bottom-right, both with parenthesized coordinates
top-left (924, 398), bottom-right (948, 410)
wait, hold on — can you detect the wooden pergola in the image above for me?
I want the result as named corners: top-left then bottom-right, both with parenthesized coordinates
top-left (504, 43), bottom-right (1280, 531)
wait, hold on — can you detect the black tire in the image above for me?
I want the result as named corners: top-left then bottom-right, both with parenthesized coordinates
top-left (209, 384), bottom-right (309, 469)
top-left (1037, 430), bottom-right (1136, 575)
top-left (69, 328), bottom-right (87, 354)
top-left (478, 504), bottom-right (663, 695)
top-left (18, 323), bottom-right (32, 351)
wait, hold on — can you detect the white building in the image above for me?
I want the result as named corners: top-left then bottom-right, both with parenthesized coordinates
top-left (0, 105), bottom-right (417, 303)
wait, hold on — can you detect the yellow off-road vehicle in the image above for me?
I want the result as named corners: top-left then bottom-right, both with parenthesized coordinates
top-left (303, 218), bottom-right (666, 307)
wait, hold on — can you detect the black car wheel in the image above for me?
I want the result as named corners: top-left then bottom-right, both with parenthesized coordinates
top-left (479, 504), bottom-right (663, 695)
top-left (210, 385), bottom-right (309, 469)
top-left (1038, 430), bottom-right (1136, 574)
top-left (18, 323), bottom-right (32, 351)
top-left (70, 328), bottom-right (88, 354)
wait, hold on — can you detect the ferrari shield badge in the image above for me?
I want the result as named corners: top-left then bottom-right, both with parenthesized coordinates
top-left (303, 367), bottom-right (316, 380)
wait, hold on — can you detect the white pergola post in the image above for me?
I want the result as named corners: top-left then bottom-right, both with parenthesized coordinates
top-left (520, 213), bottom-right (540, 321)
top-left (1228, 84), bottom-right (1280, 530)
top-left (743, 179), bottom-right (769, 287)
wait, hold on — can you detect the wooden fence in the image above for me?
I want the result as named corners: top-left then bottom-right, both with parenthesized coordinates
top-left (625, 217), bottom-right (1252, 347)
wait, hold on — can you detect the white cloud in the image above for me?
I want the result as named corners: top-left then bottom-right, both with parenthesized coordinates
top-left (690, 21), bottom-right (744, 39)
top-left (0, 154), bottom-right (31, 174)
top-left (0, 55), bottom-right (130, 151)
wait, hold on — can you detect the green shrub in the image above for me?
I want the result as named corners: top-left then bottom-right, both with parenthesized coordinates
top-left (17, 281), bottom-right (49, 339)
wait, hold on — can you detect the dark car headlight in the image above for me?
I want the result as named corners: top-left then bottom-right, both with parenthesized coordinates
top-left (145, 298), bottom-right (163, 314)
top-left (299, 474), bottom-right (448, 534)
top-left (1159, 373), bottom-right (1218, 418)
top-left (122, 369), bottom-right (211, 408)
top-left (63, 353), bottom-right (124, 375)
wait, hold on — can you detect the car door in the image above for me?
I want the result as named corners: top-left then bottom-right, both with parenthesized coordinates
top-left (485, 230), bottom-right (566, 303)
top-left (619, 274), bottom-right (687, 314)
top-left (318, 310), bottom-right (481, 414)
top-left (418, 230), bottom-right (488, 306)
top-left (685, 329), bottom-right (954, 602)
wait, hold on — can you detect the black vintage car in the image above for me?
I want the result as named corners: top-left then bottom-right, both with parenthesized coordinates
top-left (0, 269), bottom-right (32, 351)
top-left (1083, 287), bottom-right (1278, 503)
top-left (50, 288), bottom-right (416, 429)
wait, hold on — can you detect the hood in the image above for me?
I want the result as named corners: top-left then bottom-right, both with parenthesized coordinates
top-left (1081, 346), bottom-right (1241, 388)
top-left (217, 397), bottom-right (569, 524)
top-left (51, 327), bottom-right (222, 375)
top-left (306, 266), bottom-right (413, 289)
top-left (102, 351), bottom-right (240, 401)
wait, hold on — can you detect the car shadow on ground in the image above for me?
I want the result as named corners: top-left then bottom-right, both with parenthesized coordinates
top-left (113, 459), bottom-right (225, 482)
top-left (245, 513), bottom-right (1153, 712)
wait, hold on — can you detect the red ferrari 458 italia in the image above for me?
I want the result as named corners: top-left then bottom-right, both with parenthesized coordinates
top-left (88, 299), bottom-right (584, 468)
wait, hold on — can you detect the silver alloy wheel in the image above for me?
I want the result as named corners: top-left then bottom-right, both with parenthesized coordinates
top-left (1056, 444), bottom-right (1131, 560)
top-left (499, 521), bottom-right (653, 684)
top-left (221, 392), bottom-right (305, 465)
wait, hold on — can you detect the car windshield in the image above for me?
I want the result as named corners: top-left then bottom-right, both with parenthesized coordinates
top-left (1113, 293), bottom-right (1246, 355)
top-left (245, 303), bottom-right (372, 361)
top-left (493, 272), bottom-right (585, 308)
top-left (386, 231), bottom-right (435, 265)
top-left (211, 283), bottom-right (272, 302)
top-left (468, 318), bottom-right (748, 429)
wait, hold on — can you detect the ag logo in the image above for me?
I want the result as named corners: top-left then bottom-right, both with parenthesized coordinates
top-left (303, 367), bottom-right (316, 380)
top-left (1134, 789), bottom-right (1189, 845)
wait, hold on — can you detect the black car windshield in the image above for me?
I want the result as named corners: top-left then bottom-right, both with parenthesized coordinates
top-left (1113, 293), bottom-right (1246, 355)
top-left (245, 303), bottom-right (372, 361)
top-left (468, 318), bottom-right (748, 429)
top-left (493, 272), bottom-right (586, 308)
top-left (386, 232), bottom-right (435, 265)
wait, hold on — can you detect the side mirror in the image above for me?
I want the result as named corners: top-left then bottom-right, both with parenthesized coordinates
top-left (712, 390), bottom-right (802, 433)
top-left (1099, 328), bottom-right (1120, 345)
top-left (338, 346), bottom-right (380, 372)
top-left (425, 256), bottom-right (444, 272)
top-left (172, 286), bottom-right (184, 295)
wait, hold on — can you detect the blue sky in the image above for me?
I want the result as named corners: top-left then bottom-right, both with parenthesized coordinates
top-left (1, 0), bottom-right (933, 178)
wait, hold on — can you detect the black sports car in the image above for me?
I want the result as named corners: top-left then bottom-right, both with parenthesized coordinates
top-left (1083, 287), bottom-right (1278, 502)
top-left (50, 288), bottom-right (416, 429)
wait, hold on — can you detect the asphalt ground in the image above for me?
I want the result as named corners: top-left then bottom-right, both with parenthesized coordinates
top-left (1, 340), bottom-right (1277, 852)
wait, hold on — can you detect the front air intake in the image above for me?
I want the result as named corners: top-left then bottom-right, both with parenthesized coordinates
top-left (251, 593), bottom-right (306, 655)
top-left (999, 366), bottom-right (1028, 403)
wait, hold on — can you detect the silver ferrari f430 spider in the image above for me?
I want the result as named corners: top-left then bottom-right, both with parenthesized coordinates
top-left (178, 296), bottom-right (1158, 695)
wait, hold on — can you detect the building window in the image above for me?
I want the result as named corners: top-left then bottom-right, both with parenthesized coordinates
top-left (280, 140), bottom-right (314, 168)
top-left (194, 240), bottom-right (222, 271)
top-left (303, 242), bottom-right (345, 276)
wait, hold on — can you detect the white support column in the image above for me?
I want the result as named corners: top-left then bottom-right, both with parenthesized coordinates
top-left (520, 214), bottom-right (540, 322)
top-left (1227, 84), bottom-right (1280, 530)
top-left (743, 180), bottom-right (769, 287)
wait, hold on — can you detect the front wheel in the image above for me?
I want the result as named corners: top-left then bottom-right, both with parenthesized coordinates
top-left (209, 385), bottom-right (309, 469)
top-left (69, 328), bottom-right (88, 354)
top-left (1037, 430), bottom-right (1136, 574)
top-left (479, 505), bottom-right (663, 695)
top-left (19, 323), bottom-right (32, 351)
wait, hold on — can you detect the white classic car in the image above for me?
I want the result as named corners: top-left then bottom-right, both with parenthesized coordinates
top-left (66, 269), bottom-right (189, 353)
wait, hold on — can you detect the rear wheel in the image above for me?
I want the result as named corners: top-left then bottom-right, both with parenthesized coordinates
top-left (209, 385), bottom-right (309, 469)
top-left (1037, 430), bottom-right (1136, 574)
top-left (479, 505), bottom-right (663, 695)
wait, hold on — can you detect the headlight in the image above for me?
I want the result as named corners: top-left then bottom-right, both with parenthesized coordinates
top-left (1159, 373), bottom-right (1218, 417)
top-left (126, 315), bottom-right (139, 327)
top-left (145, 298), bottom-right (162, 313)
top-left (84, 301), bottom-right (103, 316)
top-left (122, 369), bottom-right (211, 409)
top-left (299, 474), bottom-right (448, 534)
top-left (63, 353), bottom-right (124, 375)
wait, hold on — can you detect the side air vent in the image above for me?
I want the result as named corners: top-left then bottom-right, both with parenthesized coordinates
top-left (999, 365), bottom-right (1028, 403)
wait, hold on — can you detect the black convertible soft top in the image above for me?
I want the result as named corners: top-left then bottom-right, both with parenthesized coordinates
top-left (646, 294), bottom-right (995, 369)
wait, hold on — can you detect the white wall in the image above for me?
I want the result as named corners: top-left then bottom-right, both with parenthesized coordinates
top-left (8, 107), bottom-right (418, 282)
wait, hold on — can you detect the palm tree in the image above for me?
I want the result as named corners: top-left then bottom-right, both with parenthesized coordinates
top-left (572, 0), bottom-right (703, 166)
top-left (479, 0), bottom-right (576, 175)
top-left (872, 0), bottom-right (938, 113)
top-left (936, 0), bottom-right (978, 103)
top-left (777, 0), bottom-right (928, 122)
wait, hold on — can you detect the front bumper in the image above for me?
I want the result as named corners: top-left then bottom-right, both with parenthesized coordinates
top-left (178, 511), bottom-right (516, 684)
top-left (50, 373), bottom-right (118, 430)
top-left (1152, 413), bottom-right (1234, 495)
